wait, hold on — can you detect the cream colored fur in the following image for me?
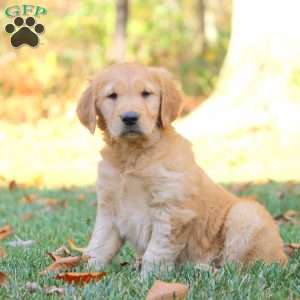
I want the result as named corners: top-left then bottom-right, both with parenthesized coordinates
top-left (77, 63), bottom-right (287, 277)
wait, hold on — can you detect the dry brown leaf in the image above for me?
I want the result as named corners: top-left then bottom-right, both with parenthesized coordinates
top-left (0, 272), bottom-right (8, 287)
top-left (0, 247), bottom-right (6, 258)
top-left (284, 243), bottom-right (300, 256)
top-left (0, 224), bottom-right (13, 240)
top-left (21, 212), bottom-right (34, 222)
top-left (47, 253), bottom-right (62, 262)
top-left (55, 272), bottom-right (107, 285)
top-left (285, 181), bottom-right (296, 192)
top-left (44, 198), bottom-right (60, 206)
top-left (283, 210), bottom-right (298, 219)
top-left (21, 195), bottom-right (66, 209)
top-left (21, 194), bottom-right (37, 204)
top-left (8, 180), bottom-right (17, 191)
top-left (44, 286), bottom-right (65, 295)
top-left (41, 255), bottom-right (87, 274)
top-left (42, 199), bottom-right (67, 212)
top-left (77, 194), bottom-right (86, 201)
top-left (146, 280), bottom-right (188, 300)
top-left (48, 246), bottom-right (71, 261)
top-left (68, 240), bottom-right (86, 253)
top-left (275, 210), bottom-right (299, 224)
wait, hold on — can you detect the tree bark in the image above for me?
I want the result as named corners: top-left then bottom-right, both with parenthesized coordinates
top-left (197, 0), bottom-right (206, 54)
top-left (177, 0), bottom-right (300, 138)
top-left (110, 0), bottom-right (129, 63)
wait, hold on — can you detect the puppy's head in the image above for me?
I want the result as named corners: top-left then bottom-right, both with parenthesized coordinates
top-left (76, 63), bottom-right (182, 140)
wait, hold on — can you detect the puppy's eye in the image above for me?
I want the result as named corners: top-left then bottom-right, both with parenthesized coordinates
top-left (107, 92), bottom-right (118, 100)
top-left (141, 90), bottom-right (152, 98)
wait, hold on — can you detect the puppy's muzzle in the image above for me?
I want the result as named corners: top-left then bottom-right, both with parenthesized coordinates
top-left (120, 111), bottom-right (139, 126)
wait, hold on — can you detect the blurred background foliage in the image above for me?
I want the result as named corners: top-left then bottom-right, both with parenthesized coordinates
top-left (0, 0), bottom-right (231, 122)
top-left (2, 0), bottom-right (299, 187)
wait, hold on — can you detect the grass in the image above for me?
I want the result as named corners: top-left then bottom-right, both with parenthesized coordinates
top-left (0, 182), bottom-right (299, 299)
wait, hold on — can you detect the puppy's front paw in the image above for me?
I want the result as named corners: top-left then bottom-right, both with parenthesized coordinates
top-left (83, 250), bottom-right (106, 270)
top-left (87, 257), bottom-right (106, 270)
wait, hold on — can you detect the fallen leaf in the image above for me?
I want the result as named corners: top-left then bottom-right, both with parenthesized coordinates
top-left (284, 243), bottom-right (300, 256)
top-left (275, 210), bottom-right (299, 224)
top-left (68, 240), bottom-right (86, 253)
top-left (283, 210), bottom-right (298, 219)
top-left (77, 194), bottom-right (86, 201)
top-left (8, 180), bottom-right (17, 191)
top-left (0, 272), bottom-right (8, 287)
top-left (0, 247), bottom-right (6, 258)
top-left (21, 194), bottom-right (37, 204)
top-left (55, 272), bottom-right (107, 285)
top-left (44, 198), bottom-right (60, 206)
top-left (21, 195), bottom-right (66, 209)
top-left (41, 256), bottom-right (86, 274)
top-left (7, 239), bottom-right (35, 247)
top-left (48, 246), bottom-right (71, 261)
top-left (146, 280), bottom-right (188, 300)
top-left (0, 225), bottom-right (13, 240)
top-left (42, 199), bottom-right (67, 212)
top-left (21, 212), bottom-right (34, 222)
top-left (47, 253), bottom-right (61, 262)
top-left (285, 181), bottom-right (296, 192)
top-left (44, 286), bottom-right (65, 295)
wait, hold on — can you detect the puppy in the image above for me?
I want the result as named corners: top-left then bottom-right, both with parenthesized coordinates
top-left (77, 63), bottom-right (287, 277)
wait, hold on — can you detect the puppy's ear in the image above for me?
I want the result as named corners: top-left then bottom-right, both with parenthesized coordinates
top-left (150, 67), bottom-right (183, 128)
top-left (77, 85), bottom-right (96, 134)
top-left (76, 83), bottom-right (105, 133)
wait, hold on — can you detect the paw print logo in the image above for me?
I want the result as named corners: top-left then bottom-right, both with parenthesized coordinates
top-left (5, 16), bottom-right (45, 48)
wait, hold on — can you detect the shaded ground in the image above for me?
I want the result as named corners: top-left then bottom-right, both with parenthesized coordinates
top-left (0, 182), bottom-right (299, 299)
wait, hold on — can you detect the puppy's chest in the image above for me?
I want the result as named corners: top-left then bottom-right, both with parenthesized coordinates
top-left (112, 174), bottom-right (152, 253)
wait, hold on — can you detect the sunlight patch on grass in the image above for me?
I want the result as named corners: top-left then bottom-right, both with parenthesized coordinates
top-left (1, 117), bottom-right (300, 187)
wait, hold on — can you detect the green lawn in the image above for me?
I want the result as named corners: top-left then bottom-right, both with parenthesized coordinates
top-left (0, 182), bottom-right (299, 299)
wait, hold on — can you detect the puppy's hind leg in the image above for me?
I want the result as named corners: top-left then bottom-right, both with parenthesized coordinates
top-left (223, 200), bottom-right (287, 265)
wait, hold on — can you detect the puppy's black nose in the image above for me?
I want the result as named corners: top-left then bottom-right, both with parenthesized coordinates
top-left (121, 111), bottom-right (139, 126)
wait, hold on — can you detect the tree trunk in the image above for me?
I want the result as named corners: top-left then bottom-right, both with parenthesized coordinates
top-left (110, 0), bottom-right (129, 63)
top-left (177, 0), bottom-right (300, 138)
top-left (197, 0), bottom-right (206, 53)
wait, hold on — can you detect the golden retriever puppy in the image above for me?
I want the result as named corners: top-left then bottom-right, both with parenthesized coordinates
top-left (77, 63), bottom-right (287, 277)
